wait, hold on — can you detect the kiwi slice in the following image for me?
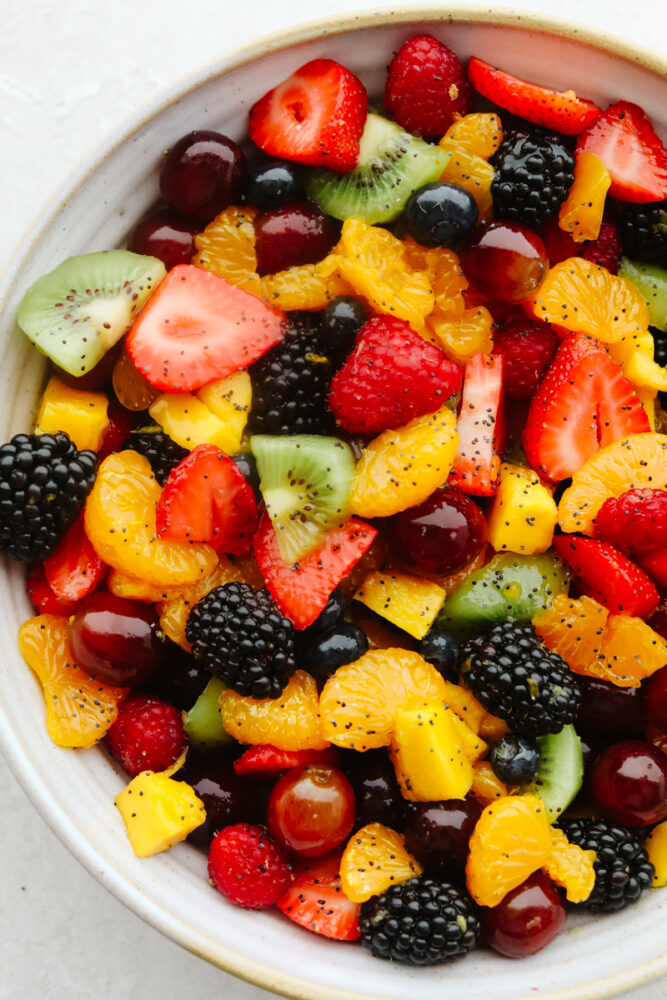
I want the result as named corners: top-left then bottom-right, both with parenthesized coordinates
top-left (304, 112), bottom-right (450, 225)
top-left (618, 257), bottom-right (667, 331)
top-left (251, 434), bottom-right (355, 563)
top-left (522, 724), bottom-right (584, 822)
top-left (17, 249), bottom-right (166, 376)
top-left (183, 678), bottom-right (232, 750)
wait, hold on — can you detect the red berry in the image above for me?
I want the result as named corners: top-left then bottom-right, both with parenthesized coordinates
top-left (482, 871), bottom-right (568, 958)
top-left (106, 695), bottom-right (185, 776)
top-left (493, 316), bottom-right (558, 399)
top-left (254, 202), bottom-right (340, 276)
top-left (208, 824), bottom-right (292, 909)
top-left (463, 222), bottom-right (548, 303)
top-left (582, 220), bottom-right (622, 273)
top-left (267, 765), bottom-right (355, 857)
top-left (594, 488), bottom-right (667, 557)
top-left (387, 487), bottom-right (487, 574)
top-left (552, 534), bottom-right (660, 618)
top-left (159, 131), bottom-right (246, 221)
top-left (26, 563), bottom-right (77, 616)
top-left (128, 209), bottom-right (197, 270)
top-left (277, 850), bottom-right (361, 940)
top-left (234, 744), bottom-right (340, 778)
top-left (540, 218), bottom-right (579, 266)
top-left (590, 740), bottom-right (667, 826)
top-left (98, 398), bottom-right (141, 460)
top-left (384, 34), bottom-right (471, 138)
top-left (43, 514), bottom-right (107, 603)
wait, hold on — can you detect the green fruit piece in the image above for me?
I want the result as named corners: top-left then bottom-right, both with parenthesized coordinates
top-left (304, 113), bottom-right (450, 225)
top-left (251, 434), bottom-right (355, 563)
top-left (618, 258), bottom-right (667, 332)
top-left (437, 552), bottom-right (570, 637)
top-left (183, 678), bottom-right (232, 750)
top-left (17, 250), bottom-right (166, 375)
top-left (522, 724), bottom-right (583, 822)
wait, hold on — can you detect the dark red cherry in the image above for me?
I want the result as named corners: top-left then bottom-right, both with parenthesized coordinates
top-left (648, 667), bottom-right (667, 731)
top-left (267, 765), bottom-right (355, 856)
top-left (404, 800), bottom-right (482, 878)
top-left (127, 209), bottom-right (197, 270)
top-left (463, 221), bottom-right (548, 302)
top-left (179, 751), bottom-right (261, 849)
top-left (142, 643), bottom-right (210, 711)
top-left (344, 749), bottom-right (405, 830)
top-left (482, 871), bottom-right (567, 958)
top-left (159, 130), bottom-right (246, 221)
top-left (386, 487), bottom-right (487, 574)
top-left (254, 202), bottom-right (340, 275)
top-left (590, 739), bottom-right (667, 826)
top-left (70, 592), bottom-right (165, 686)
top-left (647, 606), bottom-right (667, 641)
top-left (576, 676), bottom-right (646, 739)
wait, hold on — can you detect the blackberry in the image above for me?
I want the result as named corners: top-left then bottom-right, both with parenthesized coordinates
top-left (619, 200), bottom-right (667, 268)
top-left (360, 877), bottom-right (480, 965)
top-left (185, 581), bottom-right (296, 699)
top-left (491, 128), bottom-right (575, 227)
top-left (559, 817), bottom-right (654, 912)
top-left (459, 622), bottom-right (580, 737)
top-left (0, 432), bottom-right (97, 561)
top-left (124, 428), bottom-right (188, 485)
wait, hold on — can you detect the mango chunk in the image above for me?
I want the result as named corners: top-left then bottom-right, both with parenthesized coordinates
top-left (390, 703), bottom-right (474, 801)
top-left (354, 570), bottom-right (446, 639)
top-left (36, 376), bottom-right (109, 451)
top-left (149, 393), bottom-right (236, 451)
top-left (195, 371), bottom-right (252, 454)
top-left (487, 463), bottom-right (558, 554)
top-left (645, 820), bottom-right (667, 887)
top-left (115, 768), bottom-right (205, 858)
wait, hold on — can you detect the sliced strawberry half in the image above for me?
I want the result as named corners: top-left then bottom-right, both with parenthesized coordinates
top-left (26, 563), bottom-right (78, 616)
top-left (467, 57), bottom-right (601, 135)
top-left (253, 512), bottom-right (378, 630)
top-left (156, 444), bottom-right (258, 555)
top-left (43, 514), bottom-right (107, 603)
top-left (126, 265), bottom-right (286, 392)
top-left (234, 744), bottom-right (340, 778)
top-left (636, 549), bottom-right (667, 590)
top-left (576, 101), bottom-right (667, 202)
top-left (552, 534), bottom-right (660, 618)
top-left (448, 352), bottom-right (504, 497)
top-left (522, 334), bottom-right (649, 482)
top-left (249, 59), bottom-right (368, 174)
top-left (277, 850), bottom-right (361, 941)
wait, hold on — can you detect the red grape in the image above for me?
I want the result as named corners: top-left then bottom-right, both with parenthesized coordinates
top-left (482, 871), bottom-right (567, 958)
top-left (386, 487), bottom-right (487, 574)
top-left (267, 764), bottom-right (355, 856)
top-left (590, 739), bottom-right (667, 826)
top-left (463, 221), bottom-right (548, 302)
top-left (70, 592), bottom-right (165, 686)
top-left (128, 209), bottom-right (197, 269)
top-left (254, 202), bottom-right (340, 275)
top-left (159, 130), bottom-right (245, 221)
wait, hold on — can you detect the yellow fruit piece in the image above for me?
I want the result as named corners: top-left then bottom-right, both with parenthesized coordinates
top-left (427, 306), bottom-right (494, 364)
top-left (532, 257), bottom-right (650, 344)
top-left (443, 113), bottom-right (503, 159)
top-left (544, 827), bottom-right (596, 903)
top-left (558, 152), bottom-right (611, 242)
top-left (108, 570), bottom-right (185, 604)
top-left (402, 238), bottom-right (468, 316)
top-left (158, 556), bottom-right (248, 650)
top-left (350, 406), bottom-right (458, 518)
top-left (149, 393), bottom-right (237, 452)
top-left (441, 680), bottom-right (485, 733)
top-left (558, 433), bottom-right (667, 534)
top-left (115, 767), bottom-right (206, 858)
top-left (449, 711), bottom-right (488, 763)
top-left (354, 570), bottom-right (446, 640)
top-left (340, 823), bottom-right (423, 903)
top-left (35, 376), bottom-right (109, 452)
top-left (645, 820), bottom-right (667, 887)
top-left (260, 265), bottom-right (353, 311)
top-left (221, 670), bottom-right (327, 751)
top-left (466, 794), bottom-right (553, 907)
top-left (195, 371), bottom-right (252, 455)
top-left (440, 149), bottom-right (495, 221)
top-left (638, 387), bottom-right (657, 431)
top-left (470, 762), bottom-right (511, 805)
top-left (192, 205), bottom-right (261, 293)
top-left (478, 712), bottom-right (510, 742)
top-left (320, 648), bottom-right (447, 751)
top-left (84, 451), bottom-right (217, 586)
top-left (18, 615), bottom-right (126, 748)
top-left (487, 463), bottom-right (558, 554)
top-left (620, 351), bottom-right (667, 392)
top-left (390, 703), bottom-right (474, 801)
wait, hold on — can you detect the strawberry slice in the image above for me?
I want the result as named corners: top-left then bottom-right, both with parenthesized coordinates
top-left (277, 850), bottom-right (361, 941)
top-left (552, 534), bottom-right (659, 618)
top-left (522, 334), bottom-right (649, 482)
top-left (156, 444), bottom-right (258, 555)
top-left (448, 353), bottom-right (504, 497)
top-left (467, 57), bottom-right (601, 135)
top-left (126, 265), bottom-right (286, 392)
top-left (234, 744), bottom-right (340, 778)
top-left (249, 59), bottom-right (368, 174)
top-left (253, 512), bottom-right (377, 630)
top-left (26, 563), bottom-right (77, 616)
top-left (43, 514), bottom-right (107, 603)
top-left (576, 101), bottom-right (667, 202)
top-left (637, 549), bottom-right (667, 590)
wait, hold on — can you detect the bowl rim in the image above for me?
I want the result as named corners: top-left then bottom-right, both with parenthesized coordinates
top-left (2, 5), bottom-right (667, 999)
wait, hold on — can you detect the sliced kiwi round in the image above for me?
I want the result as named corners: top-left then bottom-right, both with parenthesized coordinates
top-left (17, 250), bottom-right (166, 376)
top-left (251, 434), bottom-right (355, 564)
top-left (304, 112), bottom-right (450, 225)
top-left (522, 724), bottom-right (584, 822)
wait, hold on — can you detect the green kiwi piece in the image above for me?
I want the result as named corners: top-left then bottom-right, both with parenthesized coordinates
top-left (304, 113), bottom-right (450, 225)
top-left (618, 258), bottom-right (667, 331)
top-left (17, 249), bottom-right (166, 376)
top-left (250, 434), bottom-right (356, 564)
top-left (183, 678), bottom-right (232, 750)
top-left (522, 724), bottom-right (583, 822)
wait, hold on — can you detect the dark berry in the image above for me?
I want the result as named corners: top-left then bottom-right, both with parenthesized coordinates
top-left (491, 128), bottom-right (575, 228)
top-left (254, 202), bottom-right (340, 275)
top-left (490, 734), bottom-right (541, 784)
top-left (245, 159), bottom-right (304, 210)
top-left (463, 221), bottom-right (549, 302)
top-left (577, 676), bottom-right (646, 739)
top-left (619, 200), bottom-right (667, 268)
top-left (70, 592), bottom-right (165, 687)
top-left (143, 643), bottom-right (210, 711)
top-left (482, 871), bottom-right (567, 957)
top-left (303, 587), bottom-right (347, 635)
top-left (321, 295), bottom-right (369, 354)
top-left (123, 428), bottom-right (188, 486)
top-left (344, 749), bottom-right (405, 830)
top-left (416, 627), bottom-right (459, 679)
top-left (231, 451), bottom-right (261, 504)
top-left (387, 487), bottom-right (487, 575)
top-left (559, 817), bottom-right (654, 911)
top-left (589, 740), bottom-right (667, 826)
top-left (404, 800), bottom-right (482, 879)
top-left (127, 209), bottom-right (197, 270)
top-left (404, 182), bottom-right (478, 248)
top-left (159, 130), bottom-right (246, 221)
top-left (295, 622), bottom-right (368, 685)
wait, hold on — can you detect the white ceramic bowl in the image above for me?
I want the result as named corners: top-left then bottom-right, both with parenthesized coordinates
top-left (2, 6), bottom-right (667, 1000)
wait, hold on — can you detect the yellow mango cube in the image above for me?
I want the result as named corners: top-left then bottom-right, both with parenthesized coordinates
top-left (487, 463), bottom-right (558, 554)
top-left (354, 570), bottom-right (446, 639)
top-left (36, 376), bottom-right (109, 451)
top-left (645, 820), bottom-right (667, 887)
top-left (195, 371), bottom-right (252, 455)
top-left (149, 393), bottom-right (235, 451)
top-left (390, 703), bottom-right (474, 801)
top-left (115, 769), bottom-right (205, 858)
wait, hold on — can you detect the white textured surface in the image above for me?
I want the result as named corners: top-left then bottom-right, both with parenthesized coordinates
top-left (3, 1), bottom-right (667, 998)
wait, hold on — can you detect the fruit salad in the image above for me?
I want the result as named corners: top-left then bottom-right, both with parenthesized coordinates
top-left (8, 31), bottom-right (667, 966)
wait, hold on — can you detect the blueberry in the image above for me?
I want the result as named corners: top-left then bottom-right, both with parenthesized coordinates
top-left (490, 734), bottom-right (541, 784)
top-left (417, 627), bottom-right (459, 679)
top-left (305, 587), bottom-right (348, 635)
top-left (296, 622), bottom-right (369, 684)
top-left (231, 451), bottom-right (261, 503)
top-left (321, 296), bottom-right (369, 360)
top-left (246, 159), bottom-right (303, 210)
top-left (404, 182), bottom-right (478, 248)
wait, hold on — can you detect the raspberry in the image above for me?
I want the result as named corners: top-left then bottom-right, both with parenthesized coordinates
top-left (106, 695), bottom-right (186, 776)
top-left (541, 218), bottom-right (621, 274)
top-left (384, 34), bottom-right (471, 138)
top-left (492, 316), bottom-right (558, 399)
top-left (594, 488), bottom-right (667, 557)
top-left (491, 129), bottom-right (575, 228)
top-left (329, 316), bottom-right (462, 434)
top-left (208, 823), bottom-right (292, 909)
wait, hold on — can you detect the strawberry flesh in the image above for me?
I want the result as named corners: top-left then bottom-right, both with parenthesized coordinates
top-left (277, 849), bottom-right (361, 941)
top-left (44, 514), bottom-right (107, 602)
top-left (552, 534), bottom-right (660, 618)
top-left (26, 562), bottom-right (77, 616)
top-left (448, 352), bottom-right (504, 496)
top-left (234, 744), bottom-right (340, 778)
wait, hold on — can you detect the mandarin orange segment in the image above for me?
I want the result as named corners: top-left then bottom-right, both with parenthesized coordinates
top-left (319, 648), bottom-right (447, 751)
top-left (340, 824), bottom-right (423, 903)
top-left (402, 238), bottom-right (467, 316)
top-left (543, 827), bottom-right (596, 903)
top-left (466, 794), bottom-right (553, 907)
top-left (470, 762), bottom-right (512, 805)
top-left (599, 614), bottom-right (667, 686)
top-left (220, 670), bottom-right (327, 751)
top-left (84, 451), bottom-right (218, 586)
top-left (440, 149), bottom-right (495, 221)
top-left (260, 265), bottom-right (353, 311)
top-left (158, 556), bottom-right (249, 650)
top-left (558, 152), bottom-right (611, 243)
top-left (532, 258), bottom-right (650, 344)
top-left (426, 305), bottom-right (494, 364)
top-left (534, 594), bottom-right (608, 677)
top-left (192, 205), bottom-right (261, 293)
top-left (442, 113), bottom-right (503, 159)
top-left (18, 615), bottom-right (127, 748)
top-left (108, 570), bottom-right (185, 604)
